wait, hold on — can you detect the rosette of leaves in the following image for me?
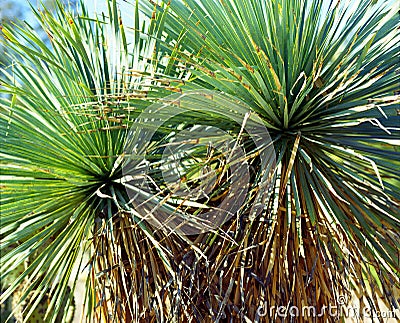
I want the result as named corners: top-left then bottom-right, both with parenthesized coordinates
top-left (0, 0), bottom-right (184, 321)
top-left (141, 0), bottom-right (400, 321)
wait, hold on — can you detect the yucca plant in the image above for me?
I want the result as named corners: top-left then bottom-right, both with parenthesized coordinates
top-left (0, 1), bottom-right (181, 321)
top-left (1, 0), bottom-right (399, 322)
top-left (146, 0), bottom-right (400, 321)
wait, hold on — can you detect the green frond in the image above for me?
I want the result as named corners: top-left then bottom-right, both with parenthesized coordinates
top-left (142, 0), bottom-right (400, 320)
top-left (0, 0), bottom-right (177, 321)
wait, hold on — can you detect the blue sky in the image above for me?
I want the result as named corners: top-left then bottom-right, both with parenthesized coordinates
top-left (6, 0), bottom-right (132, 24)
